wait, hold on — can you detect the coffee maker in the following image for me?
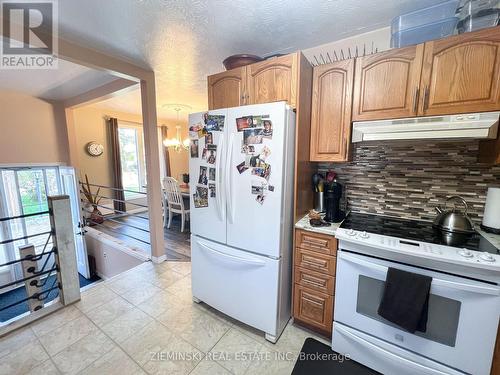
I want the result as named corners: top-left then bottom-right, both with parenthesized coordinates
top-left (324, 179), bottom-right (344, 223)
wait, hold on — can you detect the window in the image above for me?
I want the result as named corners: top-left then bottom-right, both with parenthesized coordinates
top-left (118, 122), bottom-right (147, 199)
top-left (0, 167), bottom-right (61, 273)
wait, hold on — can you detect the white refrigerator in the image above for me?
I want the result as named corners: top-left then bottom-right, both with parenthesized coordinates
top-left (189, 102), bottom-right (296, 343)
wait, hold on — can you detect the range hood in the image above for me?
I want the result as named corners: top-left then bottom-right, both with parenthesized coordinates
top-left (352, 112), bottom-right (499, 143)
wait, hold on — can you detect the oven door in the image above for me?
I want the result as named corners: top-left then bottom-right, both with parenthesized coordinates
top-left (334, 251), bottom-right (500, 375)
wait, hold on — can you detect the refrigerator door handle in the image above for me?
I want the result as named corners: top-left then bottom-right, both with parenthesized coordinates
top-left (226, 133), bottom-right (235, 223)
top-left (215, 136), bottom-right (224, 221)
top-left (198, 241), bottom-right (266, 267)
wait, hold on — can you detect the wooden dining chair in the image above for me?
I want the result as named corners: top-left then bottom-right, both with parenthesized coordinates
top-left (162, 177), bottom-right (190, 232)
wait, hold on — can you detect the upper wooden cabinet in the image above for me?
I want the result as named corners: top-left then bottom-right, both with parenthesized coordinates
top-left (207, 67), bottom-right (247, 110)
top-left (419, 27), bottom-right (500, 116)
top-left (246, 54), bottom-right (298, 107)
top-left (310, 59), bottom-right (354, 162)
top-left (352, 27), bottom-right (500, 121)
top-left (207, 53), bottom-right (301, 110)
top-left (353, 45), bottom-right (424, 121)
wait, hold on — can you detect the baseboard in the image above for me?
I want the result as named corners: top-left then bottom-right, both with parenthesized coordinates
top-left (151, 255), bottom-right (167, 263)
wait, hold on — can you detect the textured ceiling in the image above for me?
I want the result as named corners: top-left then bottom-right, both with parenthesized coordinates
top-left (3, 0), bottom-right (445, 119)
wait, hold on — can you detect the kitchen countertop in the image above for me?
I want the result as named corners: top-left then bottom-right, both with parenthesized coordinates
top-left (478, 229), bottom-right (500, 251)
top-left (295, 213), bottom-right (500, 252)
top-left (295, 213), bottom-right (342, 237)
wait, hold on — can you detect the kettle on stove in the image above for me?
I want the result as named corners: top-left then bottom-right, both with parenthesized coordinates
top-left (433, 196), bottom-right (475, 234)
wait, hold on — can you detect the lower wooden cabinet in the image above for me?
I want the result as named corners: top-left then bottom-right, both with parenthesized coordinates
top-left (293, 229), bottom-right (337, 337)
top-left (294, 266), bottom-right (335, 295)
top-left (293, 284), bottom-right (333, 334)
top-left (295, 247), bottom-right (336, 275)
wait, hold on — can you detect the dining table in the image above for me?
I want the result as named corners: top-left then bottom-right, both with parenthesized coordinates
top-left (179, 184), bottom-right (190, 197)
top-left (143, 184), bottom-right (190, 197)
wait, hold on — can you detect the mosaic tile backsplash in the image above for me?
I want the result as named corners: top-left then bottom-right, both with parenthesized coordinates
top-left (317, 141), bottom-right (500, 224)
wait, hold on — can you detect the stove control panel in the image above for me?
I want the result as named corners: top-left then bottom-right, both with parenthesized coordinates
top-left (335, 227), bottom-right (500, 272)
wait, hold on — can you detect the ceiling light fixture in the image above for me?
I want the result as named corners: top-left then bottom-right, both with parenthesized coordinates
top-left (162, 104), bottom-right (192, 152)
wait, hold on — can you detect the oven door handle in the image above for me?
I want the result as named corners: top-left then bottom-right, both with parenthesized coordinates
top-left (340, 252), bottom-right (500, 296)
top-left (336, 324), bottom-right (453, 375)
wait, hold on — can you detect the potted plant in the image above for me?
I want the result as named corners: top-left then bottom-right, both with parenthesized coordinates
top-left (80, 175), bottom-right (104, 225)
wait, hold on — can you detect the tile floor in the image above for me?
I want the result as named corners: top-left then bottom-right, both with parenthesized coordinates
top-left (0, 261), bottom-right (329, 375)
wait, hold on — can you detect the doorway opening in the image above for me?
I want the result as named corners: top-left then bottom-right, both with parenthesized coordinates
top-left (0, 166), bottom-right (99, 323)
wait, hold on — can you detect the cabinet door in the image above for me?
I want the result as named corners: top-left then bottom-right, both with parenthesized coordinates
top-left (208, 67), bottom-right (246, 110)
top-left (353, 45), bottom-right (424, 121)
top-left (419, 27), bottom-right (500, 116)
top-left (310, 60), bottom-right (354, 162)
top-left (247, 53), bottom-right (297, 107)
top-left (293, 284), bottom-right (333, 334)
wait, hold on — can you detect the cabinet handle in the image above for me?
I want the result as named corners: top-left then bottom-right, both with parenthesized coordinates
top-left (303, 295), bottom-right (324, 307)
top-left (303, 236), bottom-right (328, 247)
top-left (343, 138), bottom-right (348, 160)
top-left (302, 274), bottom-right (327, 288)
top-left (302, 257), bottom-right (327, 270)
top-left (412, 87), bottom-right (419, 114)
top-left (422, 86), bottom-right (430, 111)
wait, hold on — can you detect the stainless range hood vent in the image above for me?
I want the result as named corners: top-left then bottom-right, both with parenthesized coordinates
top-left (352, 112), bottom-right (500, 143)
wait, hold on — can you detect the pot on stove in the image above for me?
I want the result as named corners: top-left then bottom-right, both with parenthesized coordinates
top-left (433, 196), bottom-right (475, 234)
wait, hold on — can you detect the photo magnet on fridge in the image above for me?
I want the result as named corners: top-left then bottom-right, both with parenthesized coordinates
top-left (262, 120), bottom-right (273, 139)
top-left (260, 146), bottom-right (271, 159)
top-left (252, 164), bottom-right (271, 180)
top-left (207, 149), bottom-right (216, 165)
top-left (189, 122), bottom-right (207, 138)
top-left (198, 127), bottom-right (208, 138)
top-left (209, 168), bottom-right (216, 181)
top-left (245, 154), bottom-right (261, 167)
top-left (236, 116), bottom-right (253, 132)
top-left (205, 132), bottom-right (213, 144)
top-left (241, 144), bottom-right (255, 154)
top-left (256, 194), bottom-right (265, 205)
top-left (236, 161), bottom-right (249, 174)
top-left (251, 181), bottom-right (264, 195)
top-left (204, 113), bottom-right (225, 131)
top-left (190, 139), bottom-right (199, 158)
top-left (243, 128), bottom-right (264, 145)
top-left (268, 185), bottom-right (275, 192)
top-left (202, 147), bottom-right (208, 160)
top-left (198, 166), bottom-right (208, 185)
top-left (251, 115), bottom-right (270, 127)
top-left (193, 186), bottom-right (208, 208)
top-left (209, 183), bottom-right (216, 198)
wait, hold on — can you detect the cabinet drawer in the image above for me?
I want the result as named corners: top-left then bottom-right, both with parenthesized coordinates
top-left (294, 266), bottom-right (335, 295)
top-left (293, 284), bottom-right (333, 333)
top-left (295, 247), bottom-right (336, 275)
top-left (295, 229), bottom-right (337, 255)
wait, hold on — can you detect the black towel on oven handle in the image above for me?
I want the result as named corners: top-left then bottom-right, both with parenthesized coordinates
top-left (377, 267), bottom-right (432, 334)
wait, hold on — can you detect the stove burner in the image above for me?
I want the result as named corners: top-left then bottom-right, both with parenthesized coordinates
top-left (340, 213), bottom-right (499, 255)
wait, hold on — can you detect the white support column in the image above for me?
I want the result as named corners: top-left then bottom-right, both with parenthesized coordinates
top-left (48, 196), bottom-right (81, 305)
top-left (19, 244), bottom-right (43, 313)
top-left (141, 75), bottom-right (165, 262)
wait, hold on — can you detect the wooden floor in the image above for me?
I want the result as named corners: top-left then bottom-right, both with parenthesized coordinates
top-left (96, 213), bottom-right (191, 261)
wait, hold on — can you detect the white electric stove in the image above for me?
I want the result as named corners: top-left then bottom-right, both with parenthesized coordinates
top-left (332, 212), bottom-right (500, 375)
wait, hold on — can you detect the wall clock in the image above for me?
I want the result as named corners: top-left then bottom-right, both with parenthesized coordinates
top-left (86, 141), bottom-right (104, 157)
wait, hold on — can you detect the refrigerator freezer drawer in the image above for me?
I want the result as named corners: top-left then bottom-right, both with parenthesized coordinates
top-left (191, 235), bottom-right (280, 335)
